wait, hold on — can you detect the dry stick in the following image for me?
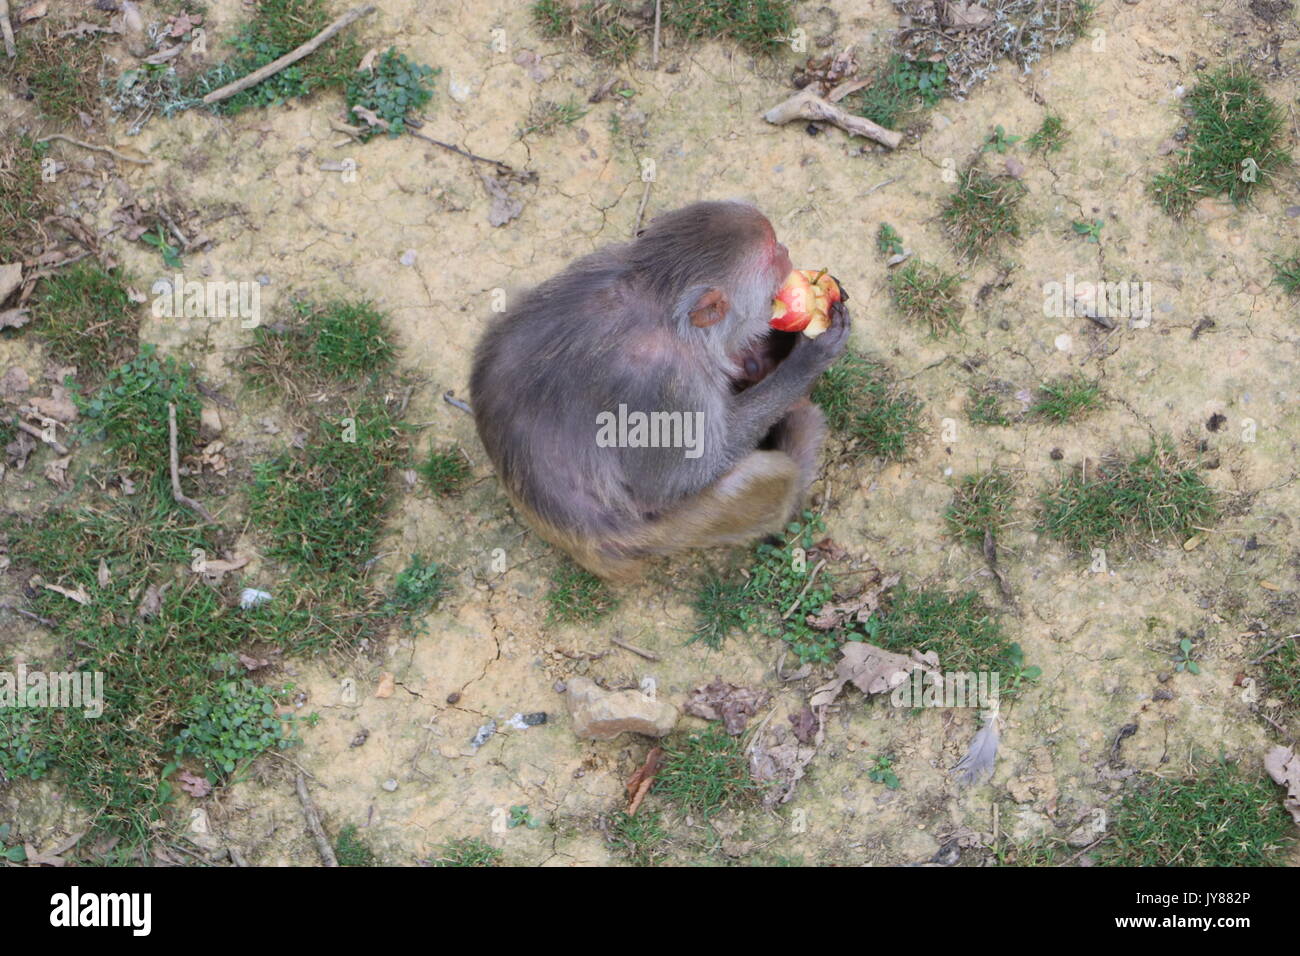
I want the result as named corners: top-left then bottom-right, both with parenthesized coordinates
top-left (1250, 633), bottom-right (1300, 665)
top-left (36, 134), bottom-right (152, 165)
top-left (11, 416), bottom-right (70, 455)
top-left (782, 558), bottom-right (827, 620)
top-left (201, 4), bottom-right (375, 104)
top-left (295, 773), bottom-right (339, 867)
top-left (167, 402), bottom-right (216, 523)
top-left (632, 179), bottom-right (652, 236)
top-left (611, 635), bottom-right (659, 661)
top-left (0, 0), bottom-right (15, 58)
top-left (442, 389), bottom-right (472, 414)
top-left (407, 129), bottom-right (525, 178)
top-left (763, 88), bottom-right (903, 150)
top-left (651, 0), bottom-right (661, 68)
top-left (1, 603), bottom-right (57, 628)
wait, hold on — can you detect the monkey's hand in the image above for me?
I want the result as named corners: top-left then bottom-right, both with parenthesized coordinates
top-left (791, 298), bottom-right (850, 375)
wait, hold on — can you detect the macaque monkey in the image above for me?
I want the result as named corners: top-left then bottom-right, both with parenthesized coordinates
top-left (470, 200), bottom-right (850, 580)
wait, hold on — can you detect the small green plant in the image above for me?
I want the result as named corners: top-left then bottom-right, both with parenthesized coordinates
top-left (1071, 218), bottom-right (1103, 243)
top-left (31, 263), bottom-right (139, 377)
top-left (868, 755), bottom-right (900, 790)
top-left (141, 224), bottom-right (183, 268)
top-left (0, 709), bottom-right (55, 784)
top-left (1173, 633), bottom-right (1201, 675)
top-left (607, 810), bottom-right (669, 865)
top-left (1098, 761), bottom-right (1296, 866)
top-left (76, 346), bottom-right (200, 475)
top-left (982, 125), bottom-right (1020, 154)
top-left (888, 260), bottom-right (963, 335)
top-left (508, 805), bottom-right (541, 829)
top-left (1038, 443), bottom-right (1218, 551)
top-left (519, 98), bottom-right (587, 138)
top-left (1030, 375), bottom-right (1101, 423)
top-left (942, 167), bottom-right (1026, 259)
top-left (945, 470), bottom-right (1016, 546)
top-left (384, 555), bottom-right (449, 632)
top-left (334, 823), bottom-right (377, 866)
top-left (1026, 113), bottom-right (1067, 153)
top-left (876, 223), bottom-right (905, 257)
top-left (418, 447), bottom-right (472, 496)
top-left (172, 656), bottom-right (299, 782)
top-left (967, 385), bottom-right (1012, 426)
top-left (856, 55), bottom-right (948, 128)
top-left (1002, 642), bottom-right (1043, 693)
top-left (1150, 64), bottom-right (1288, 217)
top-left (546, 562), bottom-right (617, 624)
top-left (346, 48), bottom-right (438, 140)
top-left (1270, 253), bottom-right (1300, 295)
top-left (0, 824), bottom-right (26, 863)
top-left (430, 837), bottom-right (502, 866)
top-left (812, 351), bottom-right (924, 461)
top-left (655, 728), bottom-right (758, 817)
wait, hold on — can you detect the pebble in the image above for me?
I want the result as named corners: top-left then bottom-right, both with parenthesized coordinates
top-left (382, 779), bottom-right (398, 792)
top-left (400, 249), bottom-right (417, 266)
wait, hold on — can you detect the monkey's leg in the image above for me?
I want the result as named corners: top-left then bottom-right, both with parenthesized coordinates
top-left (761, 397), bottom-right (827, 496)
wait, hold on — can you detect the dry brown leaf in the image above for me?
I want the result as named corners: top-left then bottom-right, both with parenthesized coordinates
top-left (1264, 746), bottom-right (1300, 825)
top-left (684, 677), bottom-right (770, 735)
top-left (18, 1), bottom-right (48, 21)
top-left (136, 581), bottom-right (166, 619)
top-left (97, 557), bottom-right (111, 589)
top-left (38, 579), bottom-right (91, 605)
top-left (0, 309), bottom-right (31, 329)
top-left (177, 770), bottom-right (211, 797)
top-left (809, 642), bottom-right (938, 708)
top-left (806, 571), bottom-right (900, 630)
top-left (43, 456), bottom-right (70, 487)
top-left (0, 263), bottom-right (22, 303)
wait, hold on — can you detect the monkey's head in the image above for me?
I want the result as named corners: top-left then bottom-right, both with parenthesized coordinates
top-left (629, 200), bottom-right (793, 356)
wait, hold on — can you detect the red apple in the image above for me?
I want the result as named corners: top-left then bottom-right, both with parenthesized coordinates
top-left (770, 269), bottom-right (842, 338)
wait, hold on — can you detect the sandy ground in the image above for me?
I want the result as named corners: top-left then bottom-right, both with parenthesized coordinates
top-left (2, 0), bottom-right (1299, 865)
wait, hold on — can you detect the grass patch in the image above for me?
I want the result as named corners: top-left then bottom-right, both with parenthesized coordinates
top-left (887, 259), bottom-right (963, 334)
top-left (1098, 761), bottom-right (1296, 866)
top-left (383, 554), bottom-right (449, 633)
top-left (1038, 443), bottom-right (1218, 551)
top-left (532, 0), bottom-right (794, 59)
top-left (660, 0), bottom-right (795, 52)
top-left (967, 384), bottom-right (1012, 426)
top-left (1026, 113), bottom-right (1067, 153)
top-left (335, 823), bottom-right (377, 865)
top-left (869, 585), bottom-right (1014, 672)
top-left (546, 562), bottom-right (618, 624)
top-left (812, 351), bottom-right (924, 461)
top-left (1030, 375), bottom-right (1101, 423)
top-left (654, 728), bottom-right (758, 817)
top-left (532, 0), bottom-right (643, 61)
top-left (519, 98), bottom-right (588, 138)
top-left (1260, 636), bottom-right (1300, 712)
top-left (855, 55), bottom-right (948, 129)
top-left (0, 137), bottom-right (50, 262)
top-left (418, 447), bottom-right (472, 496)
top-left (876, 223), bottom-right (905, 257)
top-left (1271, 253), bottom-right (1300, 295)
top-left (8, 31), bottom-right (107, 122)
top-left (249, 400), bottom-right (405, 573)
top-left (607, 809), bottom-right (669, 865)
top-left (244, 298), bottom-right (395, 397)
top-left (691, 513), bottom-right (837, 663)
top-left (430, 837), bottom-right (502, 866)
top-left (1150, 64), bottom-right (1288, 217)
top-left (31, 263), bottom-right (139, 378)
top-left (75, 346), bottom-right (201, 478)
top-left (188, 0), bottom-right (363, 115)
top-left (945, 470), bottom-right (1016, 546)
top-left (941, 166), bottom-right (1026, 260)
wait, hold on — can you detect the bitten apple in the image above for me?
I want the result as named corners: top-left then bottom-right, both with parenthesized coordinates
top-left (770, 269), bottom-right (843, 338)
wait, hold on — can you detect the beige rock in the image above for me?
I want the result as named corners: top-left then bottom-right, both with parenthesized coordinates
top-left (200, 404), bottom-right (223, 441)
top-left (565, 676), bottom-right (678, 741)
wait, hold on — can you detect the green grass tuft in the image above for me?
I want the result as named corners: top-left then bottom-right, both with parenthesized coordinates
top-left (869, 585), bottom-right (1014, 672)
top-left (430, 837), bottom-right (502, 866)
top-left (335, 824), bottom-right (378, 865)
top-left (607, 809), bottom-right (669, 865)
top-left (812, 351), bottom-right (925, 461)
top-left (31, 263), bottom-right (139, 378)
top-left (941, 167), bottom-right (1026, 260)
top-left (244, 298), bottom-right (395, 395)
top-left (654, 728), bottom-right (758, 817)
top-left (887, 260), bottom-right (964, 334)
top-left (1030, 375), bottom-right (1101, 423)
top-left (1270, 253), bottom-right (1300, 295)
top-left (345, 48), bottom-right (438, 140)
top-left (1098, 761), bottom-right (1296, 866)
top-left (1026, 113), bottom-right (1067, 153)
top-left (945, 470), bottom-right (1016, 546)
top-left (1038, 443), bottom-right (1218, 551)
top-left (546, 562), bottom-right (618, 624)
top-left (418, 447), bottom-right (472, 496)
top-left (855, 56), bottom-right (948, 129)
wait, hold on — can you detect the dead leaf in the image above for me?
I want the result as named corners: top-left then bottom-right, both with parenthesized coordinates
top-left (38, 579), bottom-right (91, 605)
top-left (196, 554), bottom-right (249, 580)
top-left (809, 642), bottom-right (938, 708)
top-left (0, 366), bottom-right (31, 399)
top-left (944, 1), bottom-right (995, 28)
top-left (0, 309), bottom-right (31, 329)
top-left (1264, 745), bottom-right (1300, 824)
top-left (481, 171), bottom-right (524, 227)
top-left (30, 387), bottom-right (79, 423)
top-left (238, 653), bottom-right (270, 672)
top-left (806, 571), bottom-right (899, 630)
top-left (357, 46), bottom-right (380, 72)
top-left (375, 672), bottom-right (395, 698)
top-left (750, 725), bottom-right (819, 807)
top-left (136, 581), bottom-right (166, 619)
top-left (684, 677), bottom-right (770, 735)
top-left (0, 263), bottom-right (21, 303)
top-left (97, 558), bottom-right (111, 588)
top-left (43, 456), bottom-right (70, 487)
top-left (625, 746), bottom-right (663, 815)
top-left (789, 705), bottom-right (818, 745)
top-left (18, 2), bottom-right (48, 22)
top-left (177, 771), bottom-right (211, 798)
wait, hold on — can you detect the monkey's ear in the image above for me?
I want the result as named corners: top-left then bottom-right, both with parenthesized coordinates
top-left (688, 288), bottom-right (730, 328)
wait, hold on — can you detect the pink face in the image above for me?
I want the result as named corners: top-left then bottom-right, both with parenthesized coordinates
top-left (762, 222), bottom-right (793, 286)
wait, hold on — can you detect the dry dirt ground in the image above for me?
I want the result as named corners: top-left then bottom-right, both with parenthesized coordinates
top-left (2, 0), bottom-right (1299, 866)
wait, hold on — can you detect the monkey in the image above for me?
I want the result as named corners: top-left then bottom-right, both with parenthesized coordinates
top-left (470, 200), bottom-right (850, 581)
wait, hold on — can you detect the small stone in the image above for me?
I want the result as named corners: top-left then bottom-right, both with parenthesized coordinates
top-left (1004, 156), bottom-right (1026, 179)
top-left (470, 720), bottom-right (496, 749)
top-left (1050, 447), bottom-right (1064, 460)
top-left (1153, 687), bottom-right (1174, 701)
top-left (565, 676), bottom-right (678, 741)
top-left (199, 404), bottom-right (223, 441)
top-left (382, 778), bottom-right (398, 792)
top-left (446, 691), bottom-right (461, 705)
top-left (1157, 671), bottom-right (1171, 683)
top-left (1286, 206), bottom-right (1300, 217)
top-left (400, 249), bottom-right (417, 267)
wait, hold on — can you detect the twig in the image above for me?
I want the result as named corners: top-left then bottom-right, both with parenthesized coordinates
top-left (632, 180), bottom-right (652, 237)
top-left (782, 558), bottom-right (827, 619)
top-left (202, 5), bottom-right (375, 104)
top-left (295, 773), bottom-right (339, 867)
top-left (407, 129), bottom-right (532, 180)
top-left (0, 0), bottom-right (15, 58)
top-left (652, 0), bottom-right (661, 68)
top-left (610, 635), bottom-right (660, 661)
top-left (167, 402), bottom-right (216, 523)
top-left (1059, 835), bottom-right (1106, 866)
top-left (35, 134), bottom-right (152, 166)
top-left (763, 88), bottom-right (903, 149)
top-left (1250, 633), bottom-right (1300, 665)
top-left (0, 603), bottom-right (57, 628)
top-left (10, 416), bottom-right (70, 455)
top-left (442, 389), bottom-right (472, 414)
